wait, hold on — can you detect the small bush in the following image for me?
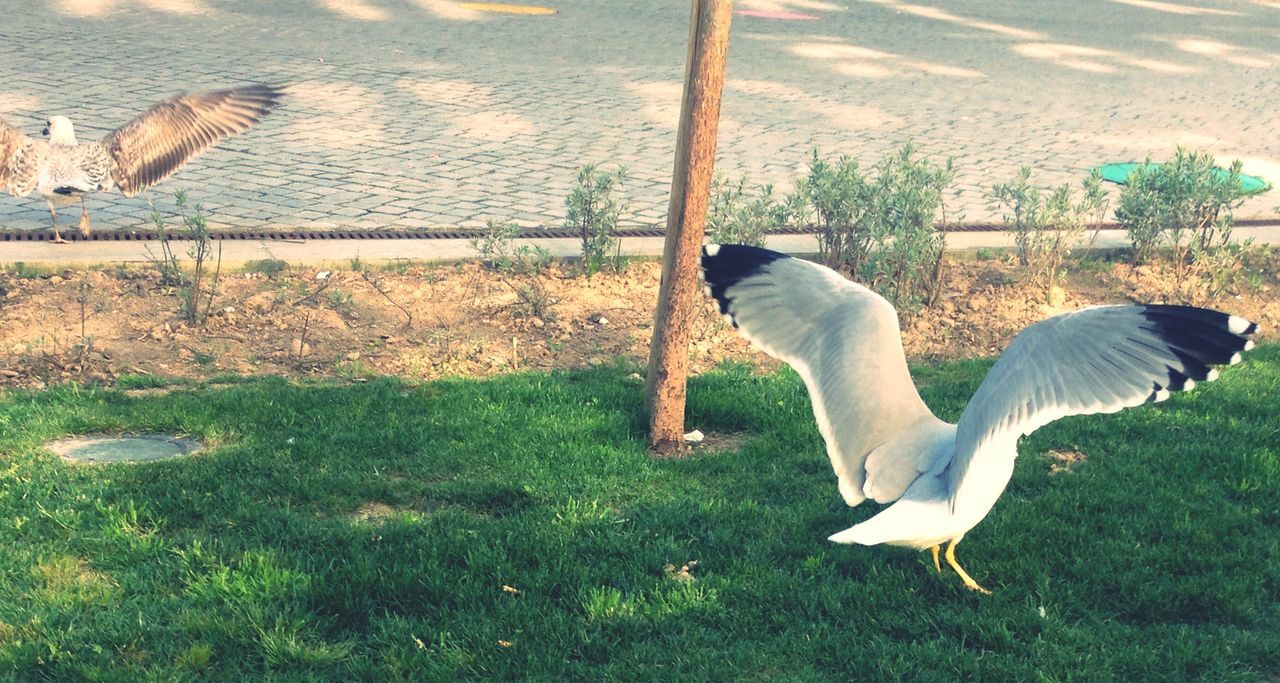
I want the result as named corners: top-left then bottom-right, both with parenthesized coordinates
top-left (1116, 148), bottom-right (1263, 265)
top-left (1115, 148), bottom-right (1267, 301)
top-left (795, 150), bottom-right (871, 271)
top-left (470, 220), bottom-right (556, 321)
top-left (564, 165), bottom-right (627, 275)
top-left (6, 262), bottom-right (46, 280)
top-left (380, 259), bottom-right (412, 275)
top-left (858, 144), bottom-right (954, 311)
top-left (797, 144), bottom-right (953, 311)
top-left (706, 175), bottom-right (795, 247)
top-left (470, 220), bottom-right (551, 275)
top-left (145, 201), bottom-right (184, 288)
top-left (989, 167), bottom-right (1107, 301)
top-left (146, 191), bottom-right (222, 325)
top-left (178, 194), bottom-right (221, 325)
top-left (512, 280), bottom-right (554, 321)
top-left (1190, 241), bottom-right (1255, 303)
top-left (175, 642), bottom-right (214, 672)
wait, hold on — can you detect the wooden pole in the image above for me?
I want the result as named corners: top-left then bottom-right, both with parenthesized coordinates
top-left (644, 0), bottom-right (733, 454)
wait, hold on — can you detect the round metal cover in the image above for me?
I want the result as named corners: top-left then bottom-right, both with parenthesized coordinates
top-left (45, 434), bottom-right (203, 464)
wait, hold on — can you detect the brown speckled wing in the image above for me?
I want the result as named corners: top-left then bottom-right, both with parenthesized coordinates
top-left (101, 84), bottom-right (284, 197)
top-left (0, 119), bottom-right (41, 197)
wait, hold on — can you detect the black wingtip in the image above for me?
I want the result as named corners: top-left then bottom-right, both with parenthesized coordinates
top-left (700, 244), bottom-right (789, 316)
top-left (1137, 305), bottom-right (1258, 393)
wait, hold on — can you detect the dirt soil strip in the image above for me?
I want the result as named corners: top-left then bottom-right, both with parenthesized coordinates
top-left (0, 252), bottom-right (1275, 389)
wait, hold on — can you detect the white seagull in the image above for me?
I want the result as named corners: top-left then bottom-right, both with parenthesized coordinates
top-left (702, 244), bottom-right (1258, 593)
top-left (0, 84), bottom-right (284, 243)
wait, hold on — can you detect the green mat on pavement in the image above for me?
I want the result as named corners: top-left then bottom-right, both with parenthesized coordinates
top-left (1097, 162), bottom-right (1270, 194)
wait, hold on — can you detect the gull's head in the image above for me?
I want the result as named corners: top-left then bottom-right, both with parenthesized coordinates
top-left (42, 116), bottom-right (77, 145)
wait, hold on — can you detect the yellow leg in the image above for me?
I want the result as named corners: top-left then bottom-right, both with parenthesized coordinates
top-left (945, 539), bottom-right (991, 595)
top-left (929, 545), bottom-right (941, 573)
top-left (78, 197), bottom-right (91, 238)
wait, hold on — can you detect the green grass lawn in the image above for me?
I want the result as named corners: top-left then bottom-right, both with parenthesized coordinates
top-left (0, 347), bottom-right (1277, 680)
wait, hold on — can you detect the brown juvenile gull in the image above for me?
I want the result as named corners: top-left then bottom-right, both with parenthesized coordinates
top-left (0, 84), bottom-right (284, 243)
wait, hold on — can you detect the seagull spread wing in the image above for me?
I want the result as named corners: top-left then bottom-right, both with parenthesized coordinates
top-left (948, 304), bottom-right (1257, 509)
top-left (0, 118), bottom-right (39, 196)
top-left (100, 84), bottom-right (285, 197)
top-left (702, 244), bottom-right (949, 507)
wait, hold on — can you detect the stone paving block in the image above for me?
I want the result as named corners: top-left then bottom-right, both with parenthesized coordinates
top-left (0, 1), bottom-right (1276, 237)
top-left (328, 206), bottom-right (369, 218)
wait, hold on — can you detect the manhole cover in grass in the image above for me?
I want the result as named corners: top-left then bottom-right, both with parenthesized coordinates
top-left (45, 434), bottom-right (203, 464)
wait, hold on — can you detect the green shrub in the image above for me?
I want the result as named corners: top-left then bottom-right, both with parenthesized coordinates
top-left (470, 219), bottom-right (555, 321)
top-left (1115, 148), bottom-right (1268, 302)
top-left (1116, 148), bottom-right (1262, 265)
top-left (706, 175), bottom-right (796, 247)
top-left (797, 144), bottom-right (953, 311)
top-left (512, 279), bottom-right (554, 321)
top-left (564, 165), bottom-right (627, 275)
top-left (795, 150), bottom-right (871, 271)
top-left (470, 220), bottom-right (551, 275)
top-left (989, 167), bottom-right (1107, 301)
top-left (1189, 241), bottom-right (1255, 303)
top-left (858, 144), bottom-right (954, 311)
top-left (146, 191), bottom-right (221, 325)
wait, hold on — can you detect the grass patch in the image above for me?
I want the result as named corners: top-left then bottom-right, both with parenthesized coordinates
top-left (0, 349), bottom-right (1277, 678)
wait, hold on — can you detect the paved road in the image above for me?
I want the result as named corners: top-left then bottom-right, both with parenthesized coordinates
top-left (1, 0), bottom-right (1277, 234)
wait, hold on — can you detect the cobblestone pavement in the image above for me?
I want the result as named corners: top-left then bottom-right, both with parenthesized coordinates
top-left (1, 0), bottom-right (1277, 234)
